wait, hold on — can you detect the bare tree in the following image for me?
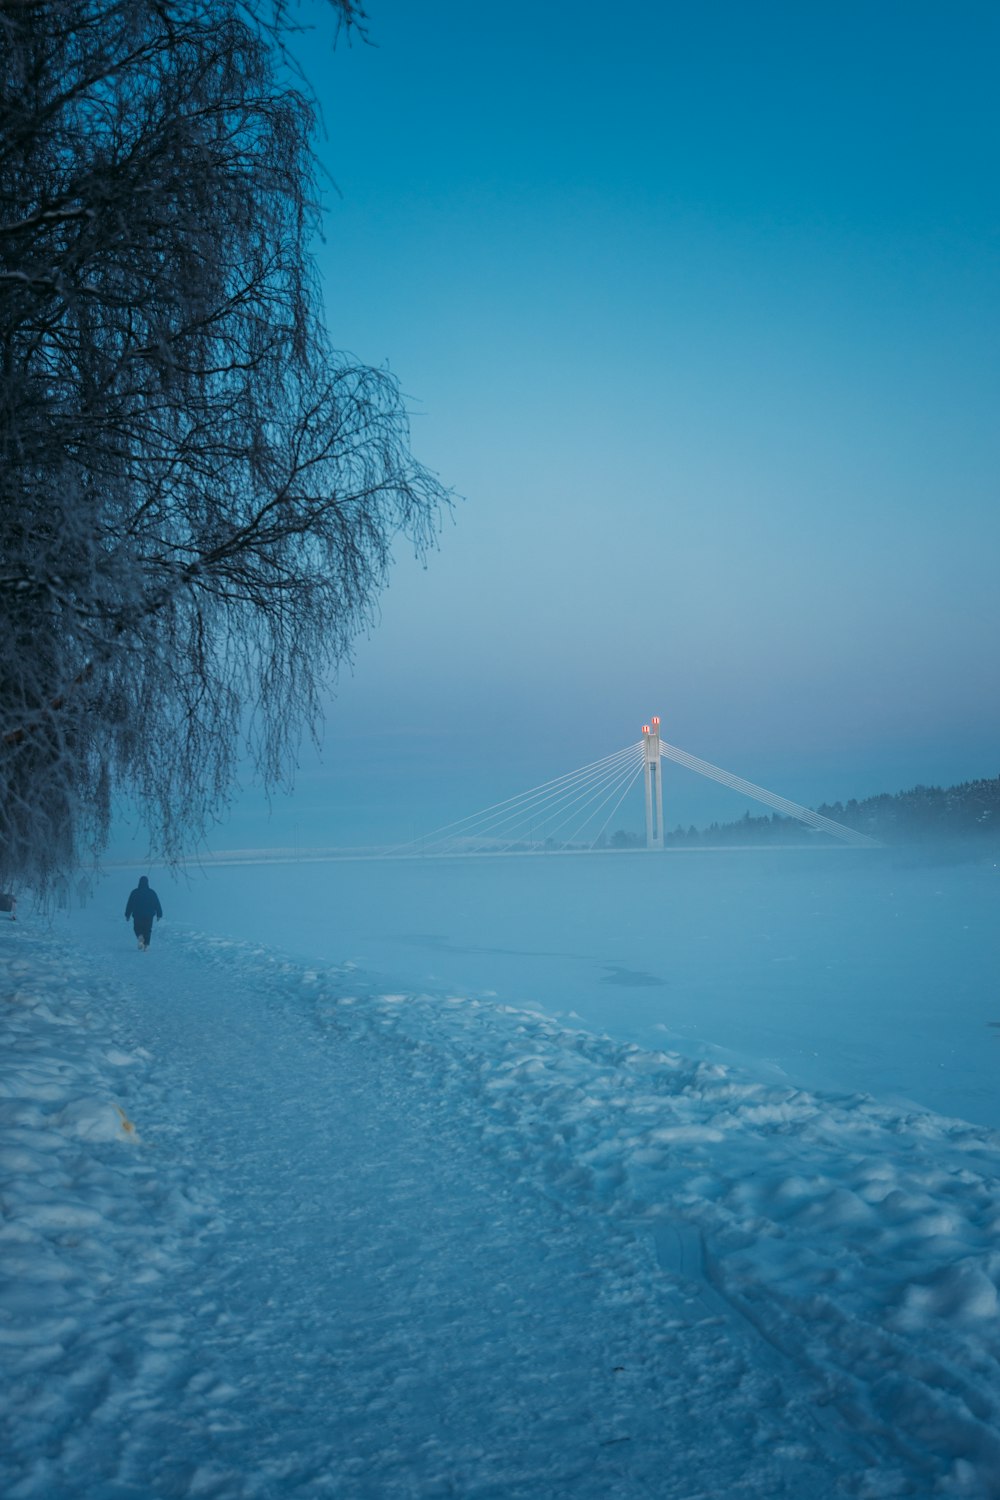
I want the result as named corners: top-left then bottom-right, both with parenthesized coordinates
top-left (0, 0), bottom-right (449, 890)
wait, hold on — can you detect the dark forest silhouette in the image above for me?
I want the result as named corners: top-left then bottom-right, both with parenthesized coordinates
top-left (602, 775), bottom-right (1000, 849)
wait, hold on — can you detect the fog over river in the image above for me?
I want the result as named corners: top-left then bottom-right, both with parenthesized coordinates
top-left (110, 845), bottom-right (999, 1131)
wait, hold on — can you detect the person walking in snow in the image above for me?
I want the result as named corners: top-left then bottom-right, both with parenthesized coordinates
top-left (125, 876), bottom-right (162, 950)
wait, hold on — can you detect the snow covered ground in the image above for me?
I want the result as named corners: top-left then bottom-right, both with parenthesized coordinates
top-left (2, 849), bottom-right (999, 1496)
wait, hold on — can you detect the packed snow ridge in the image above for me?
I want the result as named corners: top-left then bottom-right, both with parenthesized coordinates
top-left (2, 915), bottom-right (999, 1497)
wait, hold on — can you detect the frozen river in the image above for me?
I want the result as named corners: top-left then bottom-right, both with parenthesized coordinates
top-left (122, 843), bottom-right (999, 1130)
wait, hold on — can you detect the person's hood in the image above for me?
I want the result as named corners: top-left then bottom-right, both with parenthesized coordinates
top-left (138, 877), bottom-right (149, 889)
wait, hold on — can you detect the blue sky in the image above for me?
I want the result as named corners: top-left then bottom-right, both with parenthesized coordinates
top-left (165, 0), bottom-right (1000, 851)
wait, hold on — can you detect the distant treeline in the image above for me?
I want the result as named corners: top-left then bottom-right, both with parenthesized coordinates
top-left (604, 775), bottom-right (1000, 848)
top-left (676, 775), bottom-right (1000, 845)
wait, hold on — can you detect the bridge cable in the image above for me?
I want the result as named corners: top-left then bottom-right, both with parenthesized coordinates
top-left (388, 742), bottom-right (643, 855)
top-left (492, 745), bottom-right (646, 853)
top-left (435, 744), bottom-right (644, 855)
top-left (429, 743), bottom-right (643, 854)
top-left (545, 749), bottom-right (648, 849)
top-left (657, 740), bottom-right (880, 847)
top-left (588, 759), bottom-right (647, 850)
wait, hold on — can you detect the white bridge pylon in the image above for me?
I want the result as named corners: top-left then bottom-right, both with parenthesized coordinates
top-left (391, 717), bottom-right (880, 857)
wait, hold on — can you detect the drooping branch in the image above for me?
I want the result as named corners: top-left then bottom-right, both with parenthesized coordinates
top-left (0, 0), bottom-right (449, 891)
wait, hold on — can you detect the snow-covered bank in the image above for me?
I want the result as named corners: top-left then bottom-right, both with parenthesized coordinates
top-left (3, 912), bottom-right (1000, 1496)
top-left (288, 945), bottom-right (1000, 1496)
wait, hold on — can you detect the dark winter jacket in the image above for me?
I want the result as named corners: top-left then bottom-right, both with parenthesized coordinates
top-left (125, 877), bottom-right (162, 924)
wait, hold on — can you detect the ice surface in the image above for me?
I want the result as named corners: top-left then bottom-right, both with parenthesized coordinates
top-left (149, 847), bottom-right (999, 1126)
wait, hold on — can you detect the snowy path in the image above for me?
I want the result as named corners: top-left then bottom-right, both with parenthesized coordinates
top-left (2, 918), bottom-right (849, 1499)
top-left (4, 915), bottom-right (1000, 1497)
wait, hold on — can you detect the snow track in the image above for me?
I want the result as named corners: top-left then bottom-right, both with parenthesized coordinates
top-left (3, 917), bottom-right (1000, 1496)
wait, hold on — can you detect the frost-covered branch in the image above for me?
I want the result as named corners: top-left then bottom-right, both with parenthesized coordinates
top-left (0, 0), bottom-right (448, 891)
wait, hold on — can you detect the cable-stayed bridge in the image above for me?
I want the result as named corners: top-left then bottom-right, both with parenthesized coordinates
top-left (137, 716), bottom-right (879, 868)
top-left (389, 716), bottom-right (881, 858)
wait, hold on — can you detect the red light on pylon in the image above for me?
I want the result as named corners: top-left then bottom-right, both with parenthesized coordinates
top-left (652, 716), bottom-right (660, 726)
top-left (642, 724), bottom-right (650, 734)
